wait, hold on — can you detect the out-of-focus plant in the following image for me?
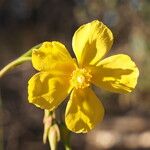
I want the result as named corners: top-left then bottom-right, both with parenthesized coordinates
top-left (0, 20), bottom-right (139, 150)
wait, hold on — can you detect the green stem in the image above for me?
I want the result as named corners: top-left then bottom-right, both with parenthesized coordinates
top-left (21, 43), bottom-right (41, 57)
top-left (60, 123), bottom-right (72, 150)
top-left (0, 57), bottom-right (31, 78)
top-left (0, 43), bottom-right (42, 78)
top-left (65, 143), bottom-right (71, 150)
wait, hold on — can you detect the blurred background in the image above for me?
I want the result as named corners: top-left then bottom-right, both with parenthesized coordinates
top-left (0, 0), bottom-right (150, 150)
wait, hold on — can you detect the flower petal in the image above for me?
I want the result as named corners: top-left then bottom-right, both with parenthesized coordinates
top-left (32, 41), bottom-right (73, 71)
top-left (91, 54), bottom-right (139, 93)
top-left (65, 88), bottom-right (104, 133)
top-left (72, 20), bottom-right (113, 67)
top-left (28, 72), bottom-right (72, 110)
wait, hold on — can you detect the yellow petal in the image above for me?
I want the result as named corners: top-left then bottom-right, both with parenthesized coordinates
top-left (32, 41), bottom-right (73, 71)
top-left (72, 20), bottom-right (113, 67)
top-left (65, 88), bottom-right (104, 133)
top-left (46, 61), bottom-right (76, 77)
top-left (91, 54), bottom-right (139, 93)
top-left (28, 72), bottom-right (72, 110)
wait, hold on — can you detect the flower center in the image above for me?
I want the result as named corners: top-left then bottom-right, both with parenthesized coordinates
top-left (71, 68), bottom-right (92, 89)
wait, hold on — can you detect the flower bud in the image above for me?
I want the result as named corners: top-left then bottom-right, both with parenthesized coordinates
top-left (48, 124), bottom-right (60, 150)
top-left (43, 110), bottom-right (53, 144)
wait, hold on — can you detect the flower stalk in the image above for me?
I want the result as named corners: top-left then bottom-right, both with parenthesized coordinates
top-left (43, 110), bottom-right (60, 150)
top-left (0, 43), bottom-right (41, 78)
top-left (0, 57), bottom-right (31, 78)
top-left (60, 123), bottom-right (72, 150)
top-left (43, 110), bottom-right (72, 150)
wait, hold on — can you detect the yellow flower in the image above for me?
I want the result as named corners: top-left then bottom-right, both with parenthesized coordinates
top-left (28, 20), bottom-right (139, 133)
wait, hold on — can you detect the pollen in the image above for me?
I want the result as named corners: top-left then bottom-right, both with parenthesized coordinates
top-left (71, 68), bottom-right (92, 89)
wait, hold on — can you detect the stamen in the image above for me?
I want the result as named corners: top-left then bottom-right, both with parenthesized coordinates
top-left (77, 75), bottom-right (85, 83)
top-left (70, 68), bottom-right (92, 89)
